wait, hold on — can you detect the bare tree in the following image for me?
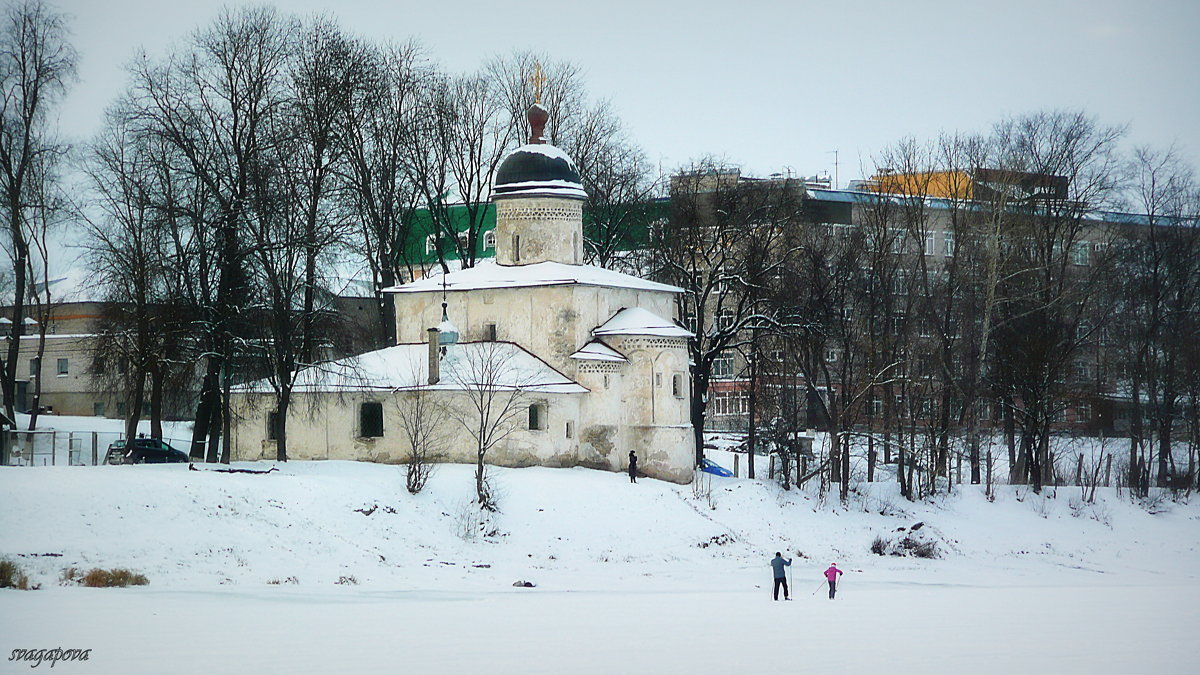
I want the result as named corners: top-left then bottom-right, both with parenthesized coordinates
top-left (987, 111), bottom-right (1124, 492)
top-left (0, 0), bottom-right (75, 423)
top-left (649, 161), bottom-right (804, 469)
top-left (80, 110), bottom-right (184, 441)
top-left (445, 342), bottom-right (533, 511)
top-left (128, 6), bottom-right (294, 462)
top-left (1111, 146), bottom-right (1200, 493)
top-left (566, 100), bottom-right (661, 273)
top-left (439, 73), bottom-right (513, 269)
top-left (487, 51), bottom-right (584, 147)
top-left (394, 379), bottom-right (450, 494)
top-left (341, 40), bottom-right (432, 347)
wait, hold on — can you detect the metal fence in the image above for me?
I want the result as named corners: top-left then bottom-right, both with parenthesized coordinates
top-left (1, 430), bottom-right (192, 466)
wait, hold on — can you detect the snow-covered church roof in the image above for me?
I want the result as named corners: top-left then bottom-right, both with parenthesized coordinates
top-left (569, 340), bottom-right (627, 362)
top-left (234, 342), bottom-right (588, 395)
top-left (386, 260), bottom-right (683, 295)
top-left (592, 307), bottom-right (693, 338)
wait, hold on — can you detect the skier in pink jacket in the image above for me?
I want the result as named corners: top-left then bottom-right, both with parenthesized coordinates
top-left (824, 563), bottom-right (843, 599)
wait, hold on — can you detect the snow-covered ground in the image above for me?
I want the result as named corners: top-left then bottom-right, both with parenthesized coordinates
top-left (2, 436), bottom-right (1198, 673)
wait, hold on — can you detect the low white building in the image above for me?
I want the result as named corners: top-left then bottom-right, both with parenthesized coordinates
top-left (230, 104), bottom-right (695, 483)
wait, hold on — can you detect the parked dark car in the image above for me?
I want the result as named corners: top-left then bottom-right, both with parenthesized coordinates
top-left (104, 438), bottom-right (189, 465)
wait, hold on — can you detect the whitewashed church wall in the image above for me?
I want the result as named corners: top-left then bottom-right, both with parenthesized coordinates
top-left (229, 388), bottom-right (693, 483)
top-left (391, 284), bottom-right (678, 378)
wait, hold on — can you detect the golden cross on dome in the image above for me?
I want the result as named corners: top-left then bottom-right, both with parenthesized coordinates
top-left (528, 62), bottom-right (546, 104)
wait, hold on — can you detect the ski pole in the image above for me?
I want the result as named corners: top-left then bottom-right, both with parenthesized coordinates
top-left (811, 580), bottom-right (824, 596)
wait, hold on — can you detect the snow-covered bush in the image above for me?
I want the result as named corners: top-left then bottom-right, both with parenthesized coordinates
top-left (1068, 496), bottom-right (1112, 527)
top-left (869, 522), bottom-right (942, 559)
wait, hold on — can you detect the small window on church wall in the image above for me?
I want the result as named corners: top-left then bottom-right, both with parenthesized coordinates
top-left (528, 403), bottom-right (545, 430)
top-left (513, 234), bottom-right (521, 262)
top-left (655, 373), bottom-right (662, 388)
top-left (359, 402), bottom-right (384, 438)
top-left (603, 374), bottom-right (610, 389)
top-left (672, 374), bottom-right (684, 398)
top-left (565, 421), bottom-right (574, 439)
top-left (484, 323), bottom-right (497, 341)
top-left (267, 411), bottom-right (281, 441)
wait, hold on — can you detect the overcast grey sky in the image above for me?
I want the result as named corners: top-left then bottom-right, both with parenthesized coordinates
top-left (57, 0), bottom-right (1200, 187)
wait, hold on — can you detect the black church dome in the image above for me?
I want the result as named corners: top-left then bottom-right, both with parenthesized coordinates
top-left (493, 143), bottom-right (587, 200)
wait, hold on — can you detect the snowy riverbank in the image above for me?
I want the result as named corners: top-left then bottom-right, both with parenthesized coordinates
top-left (2, 458), bottom-right (1198, 673)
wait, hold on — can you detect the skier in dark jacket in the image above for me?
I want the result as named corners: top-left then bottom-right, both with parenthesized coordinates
top-left (771, 552), bottom-right (792, 600)
top-left (628, 450), bottom-right (638, 483)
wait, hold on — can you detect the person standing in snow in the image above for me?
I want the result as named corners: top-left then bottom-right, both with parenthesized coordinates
top-left (628, 450), bottom-right (638, 483)
top-left (771, 552), bottom-right (792, 600)
top-left (824, 562), bottom-right (843, 599)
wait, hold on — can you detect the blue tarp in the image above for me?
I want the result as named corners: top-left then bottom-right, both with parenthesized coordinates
top-left (700, 458), bottom-right (733, 477)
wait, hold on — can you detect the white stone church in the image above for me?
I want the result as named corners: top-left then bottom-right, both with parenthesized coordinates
top-left (229, 105), bottom-right (695, 483)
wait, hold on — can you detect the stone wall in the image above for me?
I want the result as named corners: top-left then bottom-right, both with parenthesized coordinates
top-left (493, 196), bottom-right (584, 265)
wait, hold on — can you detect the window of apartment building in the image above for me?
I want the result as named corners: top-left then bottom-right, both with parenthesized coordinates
top-left (943, 231), bottom-right (955, 257)
top-left (93, 402), bottom-right (106, 417)
top-left (711, 391), bottom-right (748, 416)
top-left (712, 353), bottom-right (735, 380)
top-left (484, 230), bottom-right (497, 250)
top-left (825, 348), bottom-right (841, 363)
top-left (424, 234), bottom-right (438, 255)
top-left (359, 402), bottom-right (384, 438)
top-left (683, 312), bottom-right (698, 335)
top-left (57, 358), bottom-right (69, 376)
top-left (867, 398), bottom-right (882, 418)
top-left (1075, 360), bottom-right (1093, 380)
top-left (116, 401), bottom-right (126, 416)
top-left (924, 230), bottom-right (937, 256)
top-left (918, 398), bottom-right (932, 418)
top-left (1076, 404), bottom-right (1091, 423)
top-left (1070, 241), bottom-right (1090, 266)
top-left (716, 310), bottom-right (736, 332)
top-left (29, 357), bottom-right (39, 377)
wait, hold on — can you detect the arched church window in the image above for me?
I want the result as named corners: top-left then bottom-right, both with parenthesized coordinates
top-left (672, 374), bottom-right (684, 398)
top-left (528, 403), bottom-right (546, 430)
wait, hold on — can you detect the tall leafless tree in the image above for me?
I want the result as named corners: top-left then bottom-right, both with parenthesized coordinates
top-left (446, 342), bottom-right (533, 511)
top-left (0, 0), bottom-right (75, 424)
